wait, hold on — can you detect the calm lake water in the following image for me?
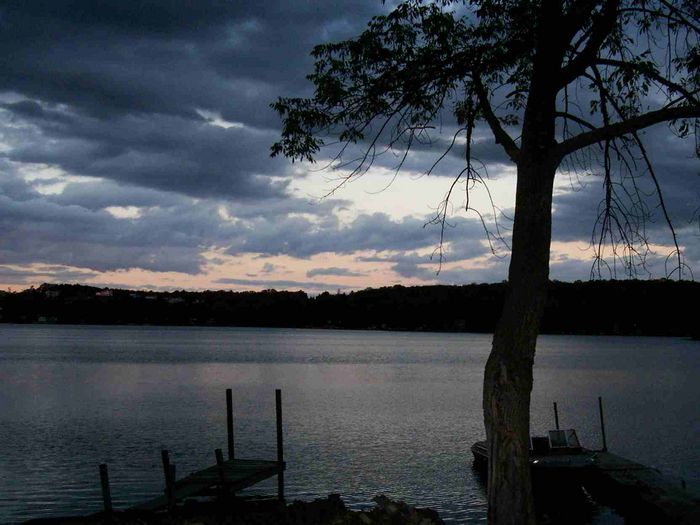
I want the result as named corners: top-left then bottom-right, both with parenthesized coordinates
top-left (0, 324), bottom-right (698, 524)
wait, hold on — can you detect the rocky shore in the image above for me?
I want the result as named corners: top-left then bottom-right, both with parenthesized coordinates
top-left (24, 495), bottom-right (445, 525)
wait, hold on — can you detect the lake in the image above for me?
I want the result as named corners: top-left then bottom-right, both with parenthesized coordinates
top-left (0, 324), bottom-right (698, 523)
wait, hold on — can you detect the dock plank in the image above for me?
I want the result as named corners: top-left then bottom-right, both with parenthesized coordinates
top-left (130, 458), bottom-right (284, 511)
top-left (589, 452), bottom-right (700, 525)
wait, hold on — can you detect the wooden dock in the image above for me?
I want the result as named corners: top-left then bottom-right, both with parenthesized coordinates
top-left (130, 458), bottom-right (285, 511)
top-left (98, 388), bottom-right (286, 515)
top-left (585, 451), bottom-right (700, 525)
top-left (472, 398), bottom-right (700, 524)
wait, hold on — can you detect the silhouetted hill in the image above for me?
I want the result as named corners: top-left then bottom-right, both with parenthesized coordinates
top-left (0, 280), bottom-right (697, 337)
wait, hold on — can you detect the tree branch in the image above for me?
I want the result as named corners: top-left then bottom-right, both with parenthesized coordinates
top-left (560, 0), bottom-right (600, 43)
top-left (559, 0), bottom-right (620, 87)
top-left (595, 58), bottom-right (700, 105)
top-left (555, 105), bottom-right (700, 158)
top-left (474, 77), bottom-right (521, 163)
top-left (555, 111), bottom-right (597, 130)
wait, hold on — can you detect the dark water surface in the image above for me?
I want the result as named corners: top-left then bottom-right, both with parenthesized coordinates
top-left (0, 325), bottom-right (698, 523)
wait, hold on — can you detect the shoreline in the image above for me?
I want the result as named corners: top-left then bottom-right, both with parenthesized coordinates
top-left (3, 280), bottom-right (699, 338)
top-left (3, 321), bottom-right (698, 340)
top-left (22, 494), bottom-right (446, 525)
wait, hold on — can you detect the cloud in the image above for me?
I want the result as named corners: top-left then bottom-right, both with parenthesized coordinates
top-left (0, 171), bottom-right (496, 277)
top-left (0, 175), bottom-right (221, 273)
top-left (0, 1), bottom-right (384, 123)
top-left (215, 277), bottom-right (351, 292)
top-left (0, 0), bottom-right (696, 290)
top-left (225, 212), bottom-right (492, 259)
top-left (0, 265), bottom-right (99, 284)
top-left (1, 104), bottom-right (290, 201)
top-left (306, 267), bottom-right (365, 278)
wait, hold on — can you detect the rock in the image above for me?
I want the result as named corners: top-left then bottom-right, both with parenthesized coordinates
top-left (328, 495), bottom-right (444, 525)
top-left (26, 494), bottom-right (443, 525)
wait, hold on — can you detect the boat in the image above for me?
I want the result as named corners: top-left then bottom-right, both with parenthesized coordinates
top-left (471, 428), bottom-right (598, 483)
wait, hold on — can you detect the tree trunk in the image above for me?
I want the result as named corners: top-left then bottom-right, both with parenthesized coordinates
top-left (483, 158), bottom-right (556, 525)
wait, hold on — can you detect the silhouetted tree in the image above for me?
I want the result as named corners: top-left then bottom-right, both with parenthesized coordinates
top-left (272, 1), bottom-right (699, 522)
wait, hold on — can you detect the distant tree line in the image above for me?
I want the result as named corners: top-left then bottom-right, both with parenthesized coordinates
top-left (0, 280), bottom-right (697, 337)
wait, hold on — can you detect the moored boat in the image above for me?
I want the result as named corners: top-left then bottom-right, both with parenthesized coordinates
top-left (471, 428), bottom-right (598, 483)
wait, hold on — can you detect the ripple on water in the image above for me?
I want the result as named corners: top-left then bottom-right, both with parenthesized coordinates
top-left (1, 326), bottom-right (698, 524)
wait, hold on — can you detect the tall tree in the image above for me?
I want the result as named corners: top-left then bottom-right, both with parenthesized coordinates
top-left (272, 1), bottom-right (699, 522)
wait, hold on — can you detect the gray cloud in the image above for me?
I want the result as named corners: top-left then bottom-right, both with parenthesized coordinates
top-left (0, 0), bottom-right (696, 288)
top-left (215, 277), bottom-right (351, 292)
top-left (0, 265), bottom-right (99, 284)
top-left (225, 212), bottom-right (491, 259)
top-left (0, 1), bottom-right (384, 122)
top-left (552, 131), bottom-right (700, 274)
top-left (1, 104), bottom-right (290, 200)
top-left (306, 267), bottom-right (365, 278)
top-left (0, 1), bottom-right (388, 207)
top-left (0, 175), bottom-right (222, 273)
top-left (0, 172), bottom-right (496, 276)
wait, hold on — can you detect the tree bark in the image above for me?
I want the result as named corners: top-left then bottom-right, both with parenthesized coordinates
top-left (483, 157), bottom-right (556, 525)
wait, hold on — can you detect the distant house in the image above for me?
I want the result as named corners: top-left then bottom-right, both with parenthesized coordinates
top-left (167, 297), bottom-right (185, 304)
top-left (44, 290), bottom-right (60, 298)
top-left (95, 289), bottom-right (113, 297)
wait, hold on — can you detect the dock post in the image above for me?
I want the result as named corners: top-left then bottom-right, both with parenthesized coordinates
top-left (275, 388), bottom-right (284, 503)
top-left (226, 388), bottom-right (235, 460)
top-left (161, 450), bottom-right (176, 512)
top-left (598, 396), bottom-right (608, 452)
top-left (99, 464), bottom-right (113, 515)
top-left (553, 401), bottom-right (560, 430)
top-left (215, 448), bottom-right (228, 501)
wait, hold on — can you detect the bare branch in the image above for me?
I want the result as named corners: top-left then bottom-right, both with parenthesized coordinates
top-left (595, 58), bottom-right (700, 105)
top-left (555, 111), bottom-right (597, 130)
top-left (555, 105), bottom-right (700, 158)
top-left (474, 76), bottom-right (521, 163)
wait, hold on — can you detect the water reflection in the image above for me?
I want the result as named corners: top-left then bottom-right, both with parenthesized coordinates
top-left (0, 325), bottom-right (698, 523)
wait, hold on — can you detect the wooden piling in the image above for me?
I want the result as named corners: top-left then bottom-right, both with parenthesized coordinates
top-left (215, 448), bottom-right (227, 500)
top-left (161, 450), bottom-right (176, 512)
top-left (553, 401), bottom-right (560, 430)
top-left (275, 388), bottom-right (284, 502)
top-left (226, 388), bottom-right (235, 460)
top-left (598, 396), bottom-right (608, 452)
top-left (99, 464), bottom-right (113, 514)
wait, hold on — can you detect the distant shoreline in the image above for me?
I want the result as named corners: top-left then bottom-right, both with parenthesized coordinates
top-left (1, 280), bottom-right (698, 338)
top-left (2, 321), bottom-right (699, 340)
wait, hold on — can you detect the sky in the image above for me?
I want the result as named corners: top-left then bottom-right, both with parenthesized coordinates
top-left (0, 1), bottom-right (698, 294)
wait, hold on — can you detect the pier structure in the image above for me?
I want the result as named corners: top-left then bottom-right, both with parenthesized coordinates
top-left (97, 388), bottom-right (285, 515)
top-left (472, 397), bottom-right (700, 524)
top-left (586, 451), bottom-right (700, 525)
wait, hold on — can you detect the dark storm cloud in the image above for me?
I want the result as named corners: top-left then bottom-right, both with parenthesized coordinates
top-left (1, 103), bottom-right (290, 200)
top-left (225, 212), bottom-right (491, 259)
top-left (47, 179), bottom-right (188, 210)
top-left (0, 1), bottom-right (386, 204)
top-left (0, 1), bottom-right (382, 124)
top-left (0, 175), bottom-right (222, 273)
top-left (0, 0), bottom-right (696, 285)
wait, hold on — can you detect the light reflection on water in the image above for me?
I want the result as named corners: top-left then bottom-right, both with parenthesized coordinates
top-left (0, 325), bottom-right (698, 524)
